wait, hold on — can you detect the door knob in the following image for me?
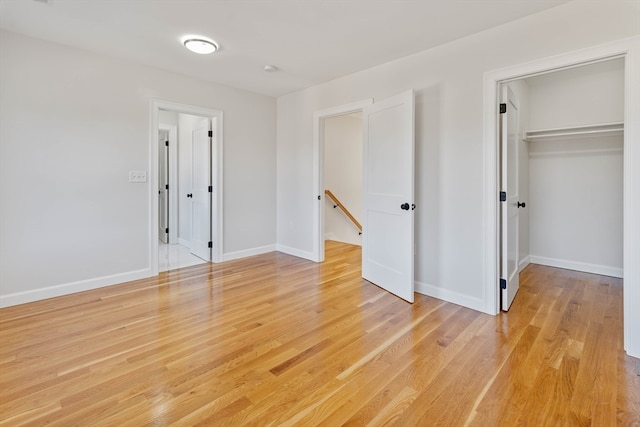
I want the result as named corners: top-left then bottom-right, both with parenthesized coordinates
top-left (517, 201), bottom-right (526, 208)
top-left (401, 203), bottom-right (410, 210)
top-left (187, 193), bottom-right (193, 198)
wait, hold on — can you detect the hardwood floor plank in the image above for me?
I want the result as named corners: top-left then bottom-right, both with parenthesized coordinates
top-left (0, 241), bottom-right (637, 426)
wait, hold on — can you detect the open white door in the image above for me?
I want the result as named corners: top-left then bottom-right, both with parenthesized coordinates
top-left (500, 85), bottom-right (520, 310)
top-left (158, 130), bottom-right (169, 244)
top-left (191, 123), bottom-right (212, 261)
top-left (362, 90), bottom-right (415, 302)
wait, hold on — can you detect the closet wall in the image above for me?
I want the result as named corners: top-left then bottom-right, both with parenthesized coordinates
top-left (525, 59), bottom-right (624, 277)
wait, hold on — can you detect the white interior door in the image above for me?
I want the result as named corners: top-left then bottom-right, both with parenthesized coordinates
top-left (362, 90), bottom-right (415, 302)
top-left (158, 130), bottom-right (169, 244)
top-left (191, 124), bottom-right (212, 261)
top-left (501, 85), bottom-right (520, 310)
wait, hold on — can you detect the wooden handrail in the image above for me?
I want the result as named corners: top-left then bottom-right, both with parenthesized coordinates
top-left (324, 189), bottom-right (362, 232)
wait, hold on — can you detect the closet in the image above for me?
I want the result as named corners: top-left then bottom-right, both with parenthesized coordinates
top-left (509, 58), bottom-right (624, 279)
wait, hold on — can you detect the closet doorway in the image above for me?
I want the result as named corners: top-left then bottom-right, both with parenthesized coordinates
top-left (150, 100), bottom-right (224, 275)
top-left (499, 58), bottom-right (624, 311)
top-left (484, 37), bottom-right (640, 358)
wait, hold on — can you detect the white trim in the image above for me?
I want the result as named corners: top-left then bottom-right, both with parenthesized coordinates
top-left (529, 256), bottom-right (623, 279)
top-left (519, 255), bottom-right (531, 272)
top-left (312, 99), bottom-right (373, 263)
top-left (223, 245), bottom-right (276, 261)
top-left (212, 114), bottom-right (225, 264)
top-left (0, 269), bottom-right (151, 308)
top-left (415, 281), bottom-right (485, 313)
top-left (483, 36), bottom-right (640, 358)
top-left (178, 238), bottom-right (191, 248)
top-left (276, 244), bottom-right (315, 261)
top-left (150, 99), bottom-right (224, 277)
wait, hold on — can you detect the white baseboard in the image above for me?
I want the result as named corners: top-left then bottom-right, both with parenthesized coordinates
top-left (275, 244), bottom-right (316, 262)
top-left (223, 244), bottom-right (276, 262)
top-left (415, 280), bottom-right (486, 313)
top-left (519, 255), bottom-right (531, 272)
top-left (324, 232), bottom-right (336, 241)
top-left (0, 268), bottom-right (152, 308)
top-left (178, 238), bottom-right (190, 248)
top-left (529, 255), bottom-right (623, 278)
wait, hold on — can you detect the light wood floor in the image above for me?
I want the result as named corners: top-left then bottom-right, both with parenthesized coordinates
top-left (1, 241), bottom-right (638, 426)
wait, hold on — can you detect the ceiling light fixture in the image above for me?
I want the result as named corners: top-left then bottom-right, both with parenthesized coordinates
top-left (183, 38), bottom-right (218, 55)
top-left (264, 65), bottom-right (277, 72)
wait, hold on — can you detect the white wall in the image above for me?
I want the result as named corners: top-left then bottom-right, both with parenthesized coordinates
top-left (324, 113), bottom-right (362, 246)
top-left (527, 59), bottom-right (625, 129)
top-left (526, 59), bottom-right (624, 276)
top-left (506, 81), bottom-right (531, 271)
top-left (159, 110), bottom-right (178, 127)
top-left (177, 113), bottom-right (209, 245)
top-left (0, 30), bottom-right (276, 306)
top-left (276, 1), bottom-right (640, 310)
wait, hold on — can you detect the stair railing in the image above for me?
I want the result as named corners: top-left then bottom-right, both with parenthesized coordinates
top-left (324, 189), bottom-right (362, 235)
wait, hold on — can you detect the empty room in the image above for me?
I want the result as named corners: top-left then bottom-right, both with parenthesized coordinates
top-left (1, 0), bottom-right (639, 425)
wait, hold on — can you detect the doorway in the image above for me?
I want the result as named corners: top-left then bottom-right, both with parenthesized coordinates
top-left (313, 99), bottom-right (372, 262)
top-left (313, 91), bottom-right (416, 303)
top-left (483, 37), bottom-right (640, 358)
top-left (322, 112), bottom-right (363, 250)
top-left (499, 58), bottom-right (625, 311)
top-left (150, 100), bottom-right (224, 275)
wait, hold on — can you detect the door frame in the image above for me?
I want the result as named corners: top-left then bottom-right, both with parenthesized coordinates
top-left (150, 100), bottom-right (224, 274)
top-left (483, 36), bottom-right (640, 358)
top-left (312, 98), bottom-right (373, 262)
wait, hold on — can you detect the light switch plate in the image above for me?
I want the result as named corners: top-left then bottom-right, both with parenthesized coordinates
top-left (129, 171), bottom-right (147, 183)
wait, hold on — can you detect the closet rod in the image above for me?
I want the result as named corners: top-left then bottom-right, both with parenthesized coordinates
top-left (524, 122), bottom-right (623, 141)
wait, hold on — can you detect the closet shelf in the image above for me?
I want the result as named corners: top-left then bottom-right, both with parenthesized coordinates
top-left (524, 122), bottom-right (624, 141)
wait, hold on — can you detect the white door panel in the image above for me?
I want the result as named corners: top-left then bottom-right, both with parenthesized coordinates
top-left (362, 90), bottom-right (415, 303)
top-left (158, 130), bottom-right (169, 244)
top-left (501, 85), bottom-right (520, 311)
top-left (191, 125), bottom-right (212, 261)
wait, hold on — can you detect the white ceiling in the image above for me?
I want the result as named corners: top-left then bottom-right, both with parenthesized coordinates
top-left (0, 0), bottom-right (571, 97)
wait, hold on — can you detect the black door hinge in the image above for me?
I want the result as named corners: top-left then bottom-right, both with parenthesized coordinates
top-left (165, 140), bottom-right (169, 146)
top-left (208, 241), bottom-right (213, 248)
top-left (499, 103), bottom-right (507, 114)
top-left (208, 186), bottom-right (213, 193)
top-left (318, 195), bottom-right (321, 200)
top-left (208, 130), bottom-right (213, 138)
top-left (500, 278), bottom-right (506, 289)
top-left (165, 228), bottom-right (169, 234)
top-left (500, 191), bottom-right (506, 202)
top-left (165, 184), bottom-right (169, 190)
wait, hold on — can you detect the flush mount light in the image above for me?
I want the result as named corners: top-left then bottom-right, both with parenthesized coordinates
top-left (183, 38), bottom-right (218, 55)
